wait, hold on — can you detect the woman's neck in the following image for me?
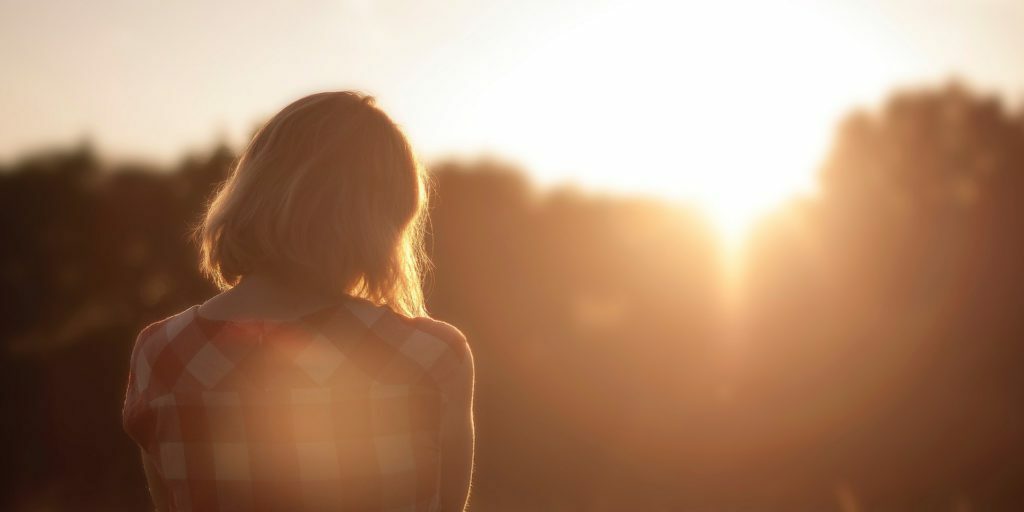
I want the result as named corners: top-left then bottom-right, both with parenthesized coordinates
top-left (197, 272), bottom-right (345, 321)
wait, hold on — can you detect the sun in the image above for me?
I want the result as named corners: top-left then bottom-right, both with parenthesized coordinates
top-left (418, 0), bottom-right (895, 248)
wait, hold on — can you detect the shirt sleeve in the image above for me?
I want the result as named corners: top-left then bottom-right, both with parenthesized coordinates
top-left (433, 332), bottom-right (474, 406)
top-left (122, 321), bottom-right (163, 450)
top-left (402, 316), bottom-right (475, 403)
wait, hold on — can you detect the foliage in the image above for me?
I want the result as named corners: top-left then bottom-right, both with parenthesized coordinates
top-left (1, 83), bottom-right (1022, 510)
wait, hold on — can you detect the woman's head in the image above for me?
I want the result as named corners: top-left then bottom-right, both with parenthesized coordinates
top-left (196, 91), bottom-right (430, 317)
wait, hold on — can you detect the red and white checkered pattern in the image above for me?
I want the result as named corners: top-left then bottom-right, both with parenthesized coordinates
top-left (123, 297), bottom-right (472, 512)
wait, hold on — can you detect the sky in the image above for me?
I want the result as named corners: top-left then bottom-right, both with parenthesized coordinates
top-left (2, 0), bottom-right (1023, 235)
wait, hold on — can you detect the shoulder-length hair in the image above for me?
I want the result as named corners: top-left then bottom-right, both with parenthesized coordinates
top-left (195, 91), bottom-right (430, 317)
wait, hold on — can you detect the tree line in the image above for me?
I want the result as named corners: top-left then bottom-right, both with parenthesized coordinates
top-left (1, 82), bottom-right (1022, 510)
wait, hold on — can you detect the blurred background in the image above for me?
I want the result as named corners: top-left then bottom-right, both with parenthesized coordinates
top-left (2, 0), bottom-right (1023, 510)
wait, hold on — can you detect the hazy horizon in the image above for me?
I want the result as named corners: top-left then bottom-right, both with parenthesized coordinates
top-left (4, 0), bottom-right (1024, 235)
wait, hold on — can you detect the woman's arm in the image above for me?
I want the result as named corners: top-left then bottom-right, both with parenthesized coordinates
top-left (439, 356), bottom-right (475, 512)
top-left (141, 450), bottom-right (170, 512)
top-left (408, 317), bottom-right (476, 511)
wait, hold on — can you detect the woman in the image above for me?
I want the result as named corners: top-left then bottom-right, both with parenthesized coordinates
top-left (122, 91), bottom-right (475, 512)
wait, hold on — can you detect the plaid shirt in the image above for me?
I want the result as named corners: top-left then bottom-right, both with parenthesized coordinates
top-left (122, 297), bottom-right (472, 512)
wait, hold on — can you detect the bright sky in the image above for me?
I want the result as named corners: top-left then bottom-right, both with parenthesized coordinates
top-left (2, 0), bottom-right (1023, 238)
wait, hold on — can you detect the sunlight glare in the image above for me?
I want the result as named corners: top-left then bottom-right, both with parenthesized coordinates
top-left (430, 0), bottom-right (902, 246)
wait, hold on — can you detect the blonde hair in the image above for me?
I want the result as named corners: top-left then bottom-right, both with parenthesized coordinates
top-left (195, 91), bottom-right (430, 317)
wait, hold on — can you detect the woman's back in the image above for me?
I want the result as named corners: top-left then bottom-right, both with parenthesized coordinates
top-left (122, 91), bottom-right (474, 511)
top-left (123, 295), bottom-right (472, 511)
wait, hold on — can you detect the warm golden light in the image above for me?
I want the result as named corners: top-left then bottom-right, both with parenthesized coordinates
top-left (5, 1), bottom-right (1024, 510)
top-left (419, 0), bottom-right (906, 243)
top-left (4, 0), bottom-right (1022, 247)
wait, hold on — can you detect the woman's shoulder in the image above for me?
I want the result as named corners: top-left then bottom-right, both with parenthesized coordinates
top-left (124, 305), bottom-right (202, 410)
top-left (404, 316), bottom-right (469, 355)
top-left (340, 298), bottom-right (471, 361)
top-left (396, 315), bottom-right (474, 390)
top-left (321, 300), bottom-right (473, 388)
top-left (131, 305), bottom-right (201, 356)
top-left (384, 312), bottom-right (474, 376)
